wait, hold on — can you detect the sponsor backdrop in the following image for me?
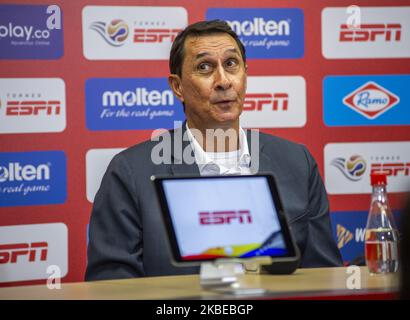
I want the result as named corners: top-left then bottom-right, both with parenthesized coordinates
top-left (0, 0), bottom-right (409, 287)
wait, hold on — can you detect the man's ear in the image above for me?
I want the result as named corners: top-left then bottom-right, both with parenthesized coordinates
top-left (168, 74), bottom-right (184, 103)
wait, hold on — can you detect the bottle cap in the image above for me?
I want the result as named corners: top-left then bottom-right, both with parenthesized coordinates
top-left (370, 172), bottom-right (387, 186)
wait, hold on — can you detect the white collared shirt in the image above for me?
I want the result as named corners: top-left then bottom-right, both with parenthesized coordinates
top-left (185, 123), bottom-right (252, 176)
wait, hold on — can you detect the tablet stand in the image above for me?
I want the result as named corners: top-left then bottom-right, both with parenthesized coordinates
top-left (199, 257), bottom-right (273, 295)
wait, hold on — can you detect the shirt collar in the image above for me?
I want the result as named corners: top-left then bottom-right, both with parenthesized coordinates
top-left (185, 122), bottom-right (251, 174)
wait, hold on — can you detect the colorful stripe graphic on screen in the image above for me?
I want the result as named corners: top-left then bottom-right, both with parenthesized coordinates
top-left (182, 239), bottom-right (287, 261)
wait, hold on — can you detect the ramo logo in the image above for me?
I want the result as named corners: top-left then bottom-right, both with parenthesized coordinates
top-left (323, 75), bottom-right (410, 127)
top-left (0, 151), bottom-right (66, 207)
top-left (331, 155), bottom-right (367, 181)
top-left (206, 8), bottom-right (304, 58)
top-left (343, 81), bottom-right (399, 119)
top-left (86, 78), bottom-right (185, 130)
top-left (89, 19), bottom-right (129, 46)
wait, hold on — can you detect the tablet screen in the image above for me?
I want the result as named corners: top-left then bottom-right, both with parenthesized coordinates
top-left (160, 175), bottom-right (289, 261)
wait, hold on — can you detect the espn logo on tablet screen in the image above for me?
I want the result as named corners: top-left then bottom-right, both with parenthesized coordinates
top-left (199, 210), bottom-right (252, 225)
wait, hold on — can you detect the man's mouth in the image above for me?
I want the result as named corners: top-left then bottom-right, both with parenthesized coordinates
top-left (213, 99), bottom-right (236, 106)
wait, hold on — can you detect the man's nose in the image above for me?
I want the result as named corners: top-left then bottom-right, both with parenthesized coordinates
top-left (214, 65), bottom-right (232, 91)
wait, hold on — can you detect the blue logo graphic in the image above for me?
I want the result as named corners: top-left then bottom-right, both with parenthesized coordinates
top-left (0, 4), bottom-right (63, 59)
top-left (85, 78), bottom-right (185, 131)
top-left (206, 8), bottom-right (304, 59)
top-left (89, 19), bottom-right (129, 47)
top-left (331, 155), bottom-right (367, 181)
top-left (330, 211), bottom-right (400, 264)
top-left (323, 75), bottom-right (410, 126)
top-left (0, 151), bottom-right (66, 207)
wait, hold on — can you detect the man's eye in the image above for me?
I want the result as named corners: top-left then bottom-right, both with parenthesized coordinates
top-left (198, 63), bottom-right (211, 72)
top-left (225, 59), bottom-right (238, 68)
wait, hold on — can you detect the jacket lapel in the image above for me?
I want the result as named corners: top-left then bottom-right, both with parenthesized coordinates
top-left (246, 129), bottom-right (272, 174)
top-left (169, 122), bottom-right (200, 176)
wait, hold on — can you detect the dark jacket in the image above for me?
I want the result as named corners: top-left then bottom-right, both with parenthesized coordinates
top-left (85, 125), bottom-right (342, 281)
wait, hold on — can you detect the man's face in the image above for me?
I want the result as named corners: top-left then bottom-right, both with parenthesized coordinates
top-left (169, 33), bottom-right (247, 129)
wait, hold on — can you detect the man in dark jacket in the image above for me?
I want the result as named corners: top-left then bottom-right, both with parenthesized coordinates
top-left (85, 20), bottom-right (342, 281)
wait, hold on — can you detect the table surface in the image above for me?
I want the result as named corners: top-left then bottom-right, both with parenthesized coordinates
top-left (0, 267), bottom-right (399, 300)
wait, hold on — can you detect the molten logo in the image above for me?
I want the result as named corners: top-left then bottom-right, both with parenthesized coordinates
top-left (6, 100), bottom-right (61, 116)
top-left (227, 18), bottom-right (290, 36)
top-left (0, 162), bottom-right (50, 183)
top-left (102, 88), bottom-right (174, 107)
top-left (243, 93), bottom-right (289, 111)
top-left (371, 163), bottom-right (410, 177)
top-left (337, 224), bottom-right (353, 249)
top-left (339, 24), bottom-right (401, 42)
top-left (199, 210), bottom-right (252, 225)
top-left (343, 82), bottom-right (399, 119)
top-left (134, 29), bottom-right (181, 43)
top-left (0, 242), bottom-right (48, 264)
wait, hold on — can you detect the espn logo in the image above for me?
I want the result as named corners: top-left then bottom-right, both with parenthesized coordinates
top-left (325, 142), bottom-right (410, 194)
top-left (199, 210), bottom-right (252, 225)
top-left (134, 29), bottom-right (181, 43)
top-left (0, 78), bottom-right (66, 134)
top-left (371, 163), bottom-right (410, 177)
top-left (82, 6), bottom-right (187, 60)
top-left (0, 242), bottom-right (48, 264)
top-left (339, 24), bottom-right (401, 42)
top-left (243, 93), bottom-right (289, 111)
top-left (322, 7), bottom-right (410, 59)
top-left (0, 223), bottom-right (68, 283)
top-left (240, 76), bottom-right (306, 128)
top-left (6, 100), bottom-right (61, 116)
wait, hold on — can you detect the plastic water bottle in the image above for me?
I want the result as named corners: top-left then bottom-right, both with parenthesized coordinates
top-left (365, 172), bottom-right (399, 274)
